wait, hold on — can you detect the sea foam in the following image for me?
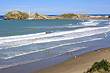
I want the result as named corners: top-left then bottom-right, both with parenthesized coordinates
top-left (0, 25), bottom-right (110, 50)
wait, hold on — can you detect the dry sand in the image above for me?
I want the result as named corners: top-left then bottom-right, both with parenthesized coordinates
top-left (32, 47), bottom-right (110, 73)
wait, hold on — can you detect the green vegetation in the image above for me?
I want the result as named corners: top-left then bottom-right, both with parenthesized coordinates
top-left (85, 59), bottom-right (110, 73)
top-left (59, 13), bottom-right (77, 18)
top-left (4, 11), bottom-right (29, 20)
top-left (10, 14), bottom-right (16, 17)
top-left (17, 11), bottom-right (29, 19)
top-left (108, 16), bottom-right (110, 18)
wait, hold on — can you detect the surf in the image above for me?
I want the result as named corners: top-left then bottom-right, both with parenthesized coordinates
top-left (1, 37), bottom-right (103, 60)
top-left (0, 25), bottom-right (110, 50)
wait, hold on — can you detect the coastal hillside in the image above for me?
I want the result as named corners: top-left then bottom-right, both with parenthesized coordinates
top-left (3, 11), bottom-right (60, 20)
top-left (3, 11), bottom-right (110, 20)
top-left (59, 13), bottom-right (78, 19)
top-left (4, 11), bottom-right (29, 20)
top-left (59, 13), bottom-right (89, 19)
top-left (58, 13), bottom-right (109, 19)
top-left (3, 11), bottom-right (44, 20)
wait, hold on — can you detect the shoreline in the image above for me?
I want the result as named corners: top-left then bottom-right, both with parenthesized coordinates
top-left (32, 47), bottom-right (110, 73)
top-left (0, 46), bottom-right (109, 73)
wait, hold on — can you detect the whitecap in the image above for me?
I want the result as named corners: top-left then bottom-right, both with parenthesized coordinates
top-left (81, 20), bottom-right (99, 26)
top-left (68, 24), bottom-right (72, 25)
top-left (0, 25), bottom-right (110, 50)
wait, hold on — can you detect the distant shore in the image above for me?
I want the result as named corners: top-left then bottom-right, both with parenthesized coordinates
top-left (3, 11), bottom-right (110, 20)
top-left (32, 47), bottom-right (110, 73)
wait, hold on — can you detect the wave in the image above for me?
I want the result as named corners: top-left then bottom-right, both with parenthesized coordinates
top-left (67, 25), bottom-right (83, 28)
top-left (0, 32), bottom-right (46, 44)
top-left (0, 32), bottom-right (46, 40)
top-left (68, 24), bottom-right (72, 25)
top-left (68, 20), bottom-right (110, 28)
top-left (0, 46), bottom-right (87, 69)
top-left (1, 43), bottom-right (110, 70)
top-left (81, 20), bottom-right (99, 26)
top-left (1, 37), bottom-right (103, 60)
top-left (0, 25), bottom-right (110, 50)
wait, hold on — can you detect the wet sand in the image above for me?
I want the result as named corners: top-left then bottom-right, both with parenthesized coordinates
top-left (32, 47), bottom-right (110, 73)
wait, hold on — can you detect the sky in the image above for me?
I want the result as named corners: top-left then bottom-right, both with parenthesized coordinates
top-left (0, 0), bottom-right (110, 15)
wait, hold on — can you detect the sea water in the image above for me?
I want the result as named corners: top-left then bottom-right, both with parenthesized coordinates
top-left (0, 17), bottom-right (110, 69)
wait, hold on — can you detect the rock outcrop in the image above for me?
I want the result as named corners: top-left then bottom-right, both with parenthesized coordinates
top-left (34, 13), bottom-right (44, 20)
top-left (4, 11), bottom-right (44, 20)
top-left (4, 11), bottom-right (110, 20)
top-left (4, 11), bottom-right (29, 20)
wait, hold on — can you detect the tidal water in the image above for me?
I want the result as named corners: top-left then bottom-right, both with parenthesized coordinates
top-left (0, 16), bottom-right (110, 69)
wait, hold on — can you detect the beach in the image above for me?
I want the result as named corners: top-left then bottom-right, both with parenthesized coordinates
top-left (0, 19), bottom-right (110, 73)
top-left (32, 47), bottom-right (110, 73)
top-left (1, 0), bottom-right (110, 73)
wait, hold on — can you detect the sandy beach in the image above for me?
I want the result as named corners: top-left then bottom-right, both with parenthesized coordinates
top-left (1, 0), bottom-right (110, 73)
top-left (32, 47), bottom-right (110, 73)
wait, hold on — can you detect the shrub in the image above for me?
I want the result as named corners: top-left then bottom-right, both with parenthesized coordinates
top-left (89, 59), bottom-right (110, 72)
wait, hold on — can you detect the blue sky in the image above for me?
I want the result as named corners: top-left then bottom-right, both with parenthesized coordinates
top-left (0, 0), bottom-right (110, 15)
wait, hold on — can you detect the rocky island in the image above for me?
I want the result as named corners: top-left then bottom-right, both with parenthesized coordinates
top-left (4, 11), bottom-right (29, 20)
top-left (4, 11), bottom-right (110, 20)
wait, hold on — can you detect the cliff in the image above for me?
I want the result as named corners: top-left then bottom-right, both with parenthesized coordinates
top-left (4, 11), bottom-right (110, 20)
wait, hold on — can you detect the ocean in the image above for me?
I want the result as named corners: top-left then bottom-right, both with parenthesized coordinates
top-left (0, 15), bottom-right (110, 70)
top-left (86, 14), bottom-right (110, 17)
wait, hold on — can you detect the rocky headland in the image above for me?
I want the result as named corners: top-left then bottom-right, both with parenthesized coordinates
top-left (4, 11), bottom-right (29, 20)
top-left (4, 11), bottom-right (110, 20)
